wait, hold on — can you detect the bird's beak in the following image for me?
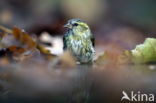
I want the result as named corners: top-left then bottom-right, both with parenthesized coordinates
top-left (64, 23), bottom-right (72, 28)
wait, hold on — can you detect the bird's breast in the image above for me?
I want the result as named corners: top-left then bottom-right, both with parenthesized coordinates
top-left (65, 34), bottom-right (95, 63)
top-left (70, 39), bottom-right (82, 55)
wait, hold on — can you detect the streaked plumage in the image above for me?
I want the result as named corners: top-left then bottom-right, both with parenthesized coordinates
top-left (63, 19), bottom-right (95, 63)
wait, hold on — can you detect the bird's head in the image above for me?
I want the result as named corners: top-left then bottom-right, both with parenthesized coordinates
top-left (64, 19), bottom-right (90, 34)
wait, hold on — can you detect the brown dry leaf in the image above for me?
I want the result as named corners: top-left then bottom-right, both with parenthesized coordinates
top-left (59, 51), bottom-right (76, 68)
top-left (95, 52), bottom-right (106, 65)
top-left (7, 46), bottom-right (28, 61)
top-left (0, 25), bottom-right (56, 60)
top-left (12, 27), bottom-right (37, 50)
top-left (7, 45), bottom-right (26, 54)
top-left (0, 26), bottom-right (37, 50)
top-left (0, 46), bottom-right (29, 61)
top-left (95, 42), bottom-right (128, 66)
top-left (51, 51), bottom-right (76, 68)
top-left (95, 50), bottom-right (133, 66)
top-left (117, 50), bottom-right (132, 64)
top-left (95, 50), bottom-right (120, 65)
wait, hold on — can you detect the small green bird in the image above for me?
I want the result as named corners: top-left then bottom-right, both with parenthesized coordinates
top-left (63, 19), bottom-right (95, 63)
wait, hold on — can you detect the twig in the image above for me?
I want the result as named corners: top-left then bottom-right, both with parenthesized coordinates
top-left (0, 25), bottom-right (12, 34)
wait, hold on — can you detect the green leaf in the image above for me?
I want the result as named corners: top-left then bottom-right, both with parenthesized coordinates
top-left (131, 38), bottom-right (156, 63)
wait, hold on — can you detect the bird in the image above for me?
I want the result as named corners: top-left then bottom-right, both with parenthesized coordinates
top-left (63, 18), bottom-right (95, 63)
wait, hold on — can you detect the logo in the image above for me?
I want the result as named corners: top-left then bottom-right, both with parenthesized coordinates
top-left (121, 91), bottom-right (154, 102)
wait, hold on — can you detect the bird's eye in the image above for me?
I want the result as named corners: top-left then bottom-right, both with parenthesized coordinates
top-left (73, 23), bottom-right (78, 26)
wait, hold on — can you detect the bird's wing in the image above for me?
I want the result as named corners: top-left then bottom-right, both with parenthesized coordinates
top-left (63, 35), bottom-right (67, 50)
top-left (90, 33), bottom-right (95, 47)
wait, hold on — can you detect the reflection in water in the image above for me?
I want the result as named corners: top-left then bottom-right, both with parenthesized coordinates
top-left (0, 64), bottom-right (156, 103)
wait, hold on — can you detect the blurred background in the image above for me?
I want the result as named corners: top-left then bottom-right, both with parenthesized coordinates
top-left (0, 0), bottom-right (156, 103)
top-left (0, 0), bottom-right (156, 50)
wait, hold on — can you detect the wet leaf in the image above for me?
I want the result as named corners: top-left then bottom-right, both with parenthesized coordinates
top-left (95, 51), bottom-right (121, 66)
top-left (12, 27), bottom-right (37, 50)
top-left (0, 25), bottom-right (56, 60)
top-left (49, 51), bottom-right (76, 68)
top-left (130, 38), bottom-right (156, 63)
top-left (121, 38), bottom-right (156, 64)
